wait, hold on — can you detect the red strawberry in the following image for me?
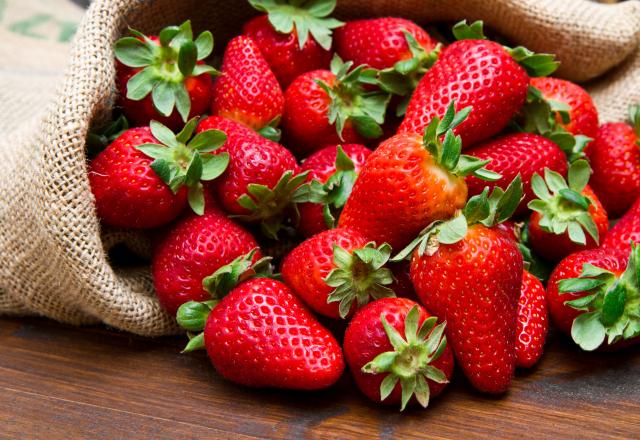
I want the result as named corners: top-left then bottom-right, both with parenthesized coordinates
top-left (403, 178), bottom-right (525, 393)
top-left (528, 160), bottom-right (609, 262)
top-left (114, 21), bottom-right (217, 130)
top-left (586, 106), bottom-right (640, 217)
top-left (152, 209), bottom-right (262, 315)
top-left (547, 245), bottom-right (640, 351)
top-left (602, 197), bottom-right (640, 254)
top-left (529, 77), bottom-right (599, 139)
top-left (211, 36), bottom-right (284, 132)
top-left (465, 133), bottom-right (567, 215)
top-left (388, 261), bottom-right (419, 301)
top-left (89, 120), bottom-right (229, 227)
top-left (197, 116), bottom-right (305, 238)
top-left (282, 56), bottom-right (389, 156)
top-left (298, 144), bottom-right (371, 237)
top-left (344, 298), bottom-right (454, 410)
top-left (398, 21), bottom-right (555, 147)
top-left (178, 278), bottom-right (345, 389)
top-left (243, 0), bottom-right (343, 87)
top-left (516, 270), bottom-right (548, 368)
top-left (282, 227), bottom-right (394, 319)
top-left (339, 103), bottom-right (499, 250)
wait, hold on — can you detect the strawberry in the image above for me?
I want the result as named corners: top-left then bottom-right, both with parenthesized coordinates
top-left (465, 133), bottom-right (567, 215)
top-left (297, 144), bottom-right (371, 237)
top-left (243, 0), bottom-right (342, 88)
top-left (527, 160), bottom-right (609, 262)
top-left (339, 102), bottom-right (500, 250)
top-left (602, 197), bottom-right (640, 255)
top-left (398, 21), bottom-right (557, 147)
top-left (196, 116), bottom-right (306, 238)
top-left (516, 270), bottom-right (548, 368)
top-left (400, 177), bottom-right (525, 393)
top-left (343, 298), bottom-right (454, 410)
top-left (281, 227), bottom-right (394, 319)
top-left (178, 277), bottom-right (345, 390)
top-left (114, 21), bottom-right (217, 130)
top-left (282, 56), bottom-right (389, 156)
top-left (547, 244), bottom-right (640, 351)
top-left (388, 261), bottom-right (419, 301)
top-left (152, 208), bottom-right (262, 315)
top-left (211, 36), bottom-right (284, 133)
top-left (586, 106), bottom-right (640, 217)
top-left (89, 120), bottom-right (229, 227)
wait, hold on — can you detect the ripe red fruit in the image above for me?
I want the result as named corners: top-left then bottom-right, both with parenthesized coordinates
top-left (243, 0), bottom-right (343, 88)
top-left (197, 116), bottom-right (305, 238)
top-left (528, 160), bottom-right (608, 262)
top-left (339, 103), bottom-right (499, 250)
top-left (114, 21), bottom-right (217, 130)
top-left (89, 127), bottom-right (189, 228)
top-left (529, 77), bottom-right (599, 139)
top-left (344, 298), bottom-right (454, 410)
top-left (204, 278), bottom-right (345, 389)
top-left (152, 209), bottom-right (261, 315)
top-left (586, 107), bottom-right (640, 217)
top-left (465, 133), bottom-right (567, 215)
top-left (516, 270), bottom-right (548, 368)
top-left (547, 245), bottom-right (639, 351)
top-left (602, 197), bottom-right (640, 255)
top-left (298, 144), bottom-right (371, 237)
top-left (281, 227), bottom-right (394, 319)
top-left (211, 36), bottom-right (284, 132)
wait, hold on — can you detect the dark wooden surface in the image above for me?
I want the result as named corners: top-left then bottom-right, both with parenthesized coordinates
top-left (1, 317), bottom-right (639, 439)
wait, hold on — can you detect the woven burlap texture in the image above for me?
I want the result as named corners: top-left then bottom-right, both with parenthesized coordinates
top-left (0, 0), bottom-right (639, 336)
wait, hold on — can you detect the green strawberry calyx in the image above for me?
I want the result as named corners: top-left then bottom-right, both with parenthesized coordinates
top-left (392, 175), bottom-right (523, 261)
top-left (377, 32), bottom-right (442, 117)
top-left (114, 21), bottom-right (219, 122)
top-left (453, 20), bottom-right (559, 78)
top-left (324, 242), bottom-right (396, 319)
top-left (315, 54), bottom-right (390, 141)
top-left (517, 220), bottom-right (554, 283)
top-left (136, 118), bottom-right (230, 215)
top-left (249, 0), bottom-right (344, 50)
top-left (558, 243), bottom-right (640, 351)
top-left (86, 115), bottom-right (129, 159)
top-left (516, 85), bottom-right (593, 161)
top-left (362, 306), bottom-right (448, 411)
top-left (234, 170), bottom-right (310, 240)
top-left (293, 146), bottom-right (357, 229)
top-left (176, 248), bottom-right (274, 352)
top-left (630, 104), bottom-right (640, 144)
top-left (528, 159), bottom-right (599, 246)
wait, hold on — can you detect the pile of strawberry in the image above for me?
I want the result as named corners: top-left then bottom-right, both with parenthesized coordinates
top-left (88, 0), bottom-right (640, 410)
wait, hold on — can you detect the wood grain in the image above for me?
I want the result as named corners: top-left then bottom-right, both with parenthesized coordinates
top-left (0, 317), bottom-right (639, 439)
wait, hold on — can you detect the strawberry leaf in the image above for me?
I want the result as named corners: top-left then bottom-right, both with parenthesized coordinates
top-left (452, 20), bottom-right (486, 40)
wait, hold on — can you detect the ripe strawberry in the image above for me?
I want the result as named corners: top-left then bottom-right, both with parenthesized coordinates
top-left (465, 133), bottom-right (567, 215)
top-left (178, 278), bottom-right (345, 390)
top-left (547, 245), bottom-right (640, 351)
top-left (282, 227), bottom-right (394, 319)
top-left (211, 36), bottom-right (284, 133)
top-left (339, 102), bottom-right (500, 250)
top-left (152, 208), bottom-right (262, 315)
top-left (516, 270), bottom-right (548, 368)
top-left (528, 160), bottom-right (609, 262)
top-left (282, 56), bottom-right (389, 156)
top-left (586, 106), bottom-right (640, 217)
top-left (344, 298), bottom-right (454, 410)
top-left (398, 21), bottom-right (556, 147)
top-left (402, 178), bottom-right (525, 393)
top-left (297, 144), bottom-right (371, 237)
top-left (602, 197), bottom-right (640, 254)
top-left (388, 261), bottom-right (419, 301)
top-left (89, 120), bottom-right (229, 227)
top-left (197, 116), bottom-right (305, 238)
top-left (243, 0), bottom-right (342, 87)
top-left (114, 21), bottom-right (217, 130)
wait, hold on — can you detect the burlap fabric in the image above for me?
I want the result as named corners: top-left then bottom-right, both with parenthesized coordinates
top-left (0, 0), bottom-right (639, 336)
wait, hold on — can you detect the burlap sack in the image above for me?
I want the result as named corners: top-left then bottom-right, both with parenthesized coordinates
top-left (1, 0), bottom-right (639, 336)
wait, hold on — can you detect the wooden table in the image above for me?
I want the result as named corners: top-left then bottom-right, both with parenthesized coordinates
top-left (1, 316), bottom-right (638, 439)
